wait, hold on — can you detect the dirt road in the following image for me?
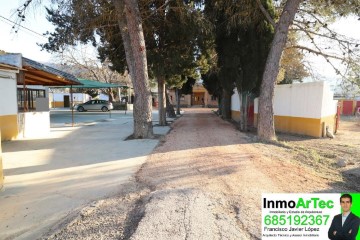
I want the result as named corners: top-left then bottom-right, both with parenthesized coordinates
top-left (131, 108), bottom-right (344, 240)
top-left (46, 108), bottom-right (353, 240)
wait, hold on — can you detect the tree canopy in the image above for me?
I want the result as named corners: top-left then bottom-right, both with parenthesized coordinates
top-left (15, 0), bottom-right (360, 140)
top-left (199, 0), bottom-right (274, 121)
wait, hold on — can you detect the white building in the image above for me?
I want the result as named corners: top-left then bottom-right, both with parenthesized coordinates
top-left (0, 53), bottom-right (80, 141)
top-left (0, 53), bottom-right (80, 190)
top-left (49, 92), bottom-right (110, 108)
top-left (231, 82), bottom-right (338, 137)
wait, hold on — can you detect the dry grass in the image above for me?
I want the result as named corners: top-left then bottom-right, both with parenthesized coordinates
top-left (247, 116), bottom-right (360, 191)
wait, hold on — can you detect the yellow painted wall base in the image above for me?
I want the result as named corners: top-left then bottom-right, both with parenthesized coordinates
top-left (0, 115), bottom-right (18, 141)
top-left (254, 114), bottom-right (336, 138)
top-left (51, 101), bottom-right (86, 108)
top-left (231, 110), bottom-right (241, 122)
top-left (51, 101), bottom-right (65, 108)
top-left (274, 115), bottom-right (322, 137)
top-left (320, 115), bottom-right (336, 137)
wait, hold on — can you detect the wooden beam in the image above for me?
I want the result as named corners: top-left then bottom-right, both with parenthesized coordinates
top-left (25, 75), bottom-right (56, 84)
top-left (23, 67), bottom-right (76, 86)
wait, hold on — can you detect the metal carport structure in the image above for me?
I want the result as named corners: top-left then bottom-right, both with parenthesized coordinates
top-left (51, 78), bottom-right (129, 126)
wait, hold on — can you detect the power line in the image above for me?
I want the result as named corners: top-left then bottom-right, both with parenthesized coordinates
top-left (0, 14), bottom-right (101, 62)
top-left (0, 15), bottom-right (47, 38)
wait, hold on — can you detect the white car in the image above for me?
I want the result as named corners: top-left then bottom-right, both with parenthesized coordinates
top-left (75, 100), bottom-right (113, 112)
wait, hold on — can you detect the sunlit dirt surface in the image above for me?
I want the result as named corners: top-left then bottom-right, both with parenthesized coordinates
top-left (46, 109), bottom-right (357, 240)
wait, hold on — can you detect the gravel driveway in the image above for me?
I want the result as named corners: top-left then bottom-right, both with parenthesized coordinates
top-left (46, 108), bottom-right (350, 240)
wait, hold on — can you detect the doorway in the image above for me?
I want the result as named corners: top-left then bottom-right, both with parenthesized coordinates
top-left (192, 93), bottom-right (205, 106)
top-left (64, 95), bottom-right (70, 108)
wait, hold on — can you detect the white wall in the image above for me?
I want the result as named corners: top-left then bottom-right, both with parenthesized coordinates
top-left (52, 93), bottom-right (89, 102)
top-left (0, 70), bottom-right (18, 116)
top-left (254, 82), bottom-right (337, 118)
top-left (99, 93), bottom-right (109, 101)
top-left (321, 83), bottom-right (338, 117)
top-left (18, 112), bottom-right (50, 138)
top-left (231, 88), bottom-right (240, 111)
top-left (274, 82), bottom-right (324, 118)
top-left (36, 98), bottom-right (50, 111)
top-left (53, 93), bottom-right (65, 102)
top-left (254, 98), bottom-right (259, 114)
top-left (52, 93), bottom-right (109, 102)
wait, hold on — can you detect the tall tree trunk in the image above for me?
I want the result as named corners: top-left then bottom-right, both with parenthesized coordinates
top-left (114, 0), bottom-right (153, 138)
top-left (176, 88), bottom-right (181, 115)
top-left (238, 91), bottom-right (243, 128)
top-left (107, 87), bottom-right (115, 102)
top-left (258, 0), bottom-right (302, 141)
top-left (221, 89), bottom-right (231, 119)
top-left (114, 1), bottom-right (135, 91)
top-left (166, 90), bottom-right (176, 118)
top-left (217, 93), bottom-right (222, 116)
top-left (240, 92), bottom-right (248, 132)
top-left (157, 75), bottom-right (166, 126)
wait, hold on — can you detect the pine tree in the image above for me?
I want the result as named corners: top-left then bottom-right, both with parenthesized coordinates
top-left (257, 0), bottom-right (360, 141)
top-left (38, 0), bottom-right (154, 138)
top-left (201, 0), bottom-right (274, 124)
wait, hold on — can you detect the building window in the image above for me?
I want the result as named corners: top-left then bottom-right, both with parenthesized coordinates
top-left (211, 95), bottom-right (217, 101)
top-left (17, 88), bottom-right (46, 111)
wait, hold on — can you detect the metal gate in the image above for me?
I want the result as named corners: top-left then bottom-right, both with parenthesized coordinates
top-left (342, 101), bottom-right (353, 115)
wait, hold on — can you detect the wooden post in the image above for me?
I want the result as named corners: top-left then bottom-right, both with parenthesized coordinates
top-left (335, 103), bottom-right (341, 133)
top-left (0, 130), bottom-right (4, 191)
top-left (24, 77), bottom-right (28, 112)
top-left (70, 86), bottom-right (74, 127)
top-left (17, 71), bottom-right (27, 111)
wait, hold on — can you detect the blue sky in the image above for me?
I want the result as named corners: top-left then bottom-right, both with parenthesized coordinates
top-left (306, 17), bottom-right (360, 78)
top-left (0, 0), bottom-right (55, 62)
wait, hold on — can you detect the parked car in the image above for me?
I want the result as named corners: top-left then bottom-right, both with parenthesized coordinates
top-left (74, 100), bottom-right (113, 112)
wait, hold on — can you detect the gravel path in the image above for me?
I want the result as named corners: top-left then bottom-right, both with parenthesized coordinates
top-left (45, 108), bottom-right (347, 240)
top-left (132, 108), bottom-right (335, 239)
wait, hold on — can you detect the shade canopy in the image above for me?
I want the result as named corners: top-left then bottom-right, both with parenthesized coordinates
top-left (23, 58), bottom-right (81, 86)
top-left (55, 78), bottom-right (128, 89)
top-left (0, 53), bottom-right (81, 86)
